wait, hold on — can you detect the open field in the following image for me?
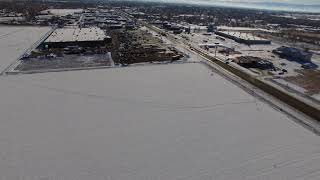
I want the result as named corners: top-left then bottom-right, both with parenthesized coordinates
top-left (0, 63), bottom-right (319, 180)
top-left (0, 25), bottom-right (51, 72)
top-left (285, 70), bottom-right (320, 95)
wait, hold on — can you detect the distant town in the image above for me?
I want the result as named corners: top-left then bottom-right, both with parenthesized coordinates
top-left (1, 0), bottom-right (319, 104)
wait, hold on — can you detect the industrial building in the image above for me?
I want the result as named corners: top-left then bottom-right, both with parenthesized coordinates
top-left (273, 46), bottom-right (313, 62)
top-left (43, 27), bottom-right (111, 48)
top-left (207, 24), bottom-right (217, 32)
top-left (215, 31), bottom-right (271, 45)
top-left (234, 56), bottom-right (274, 69)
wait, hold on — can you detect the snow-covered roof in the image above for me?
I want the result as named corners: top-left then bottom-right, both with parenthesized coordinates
top-left (45, 27), bottom-right (108, 43)
top-left (219, 31), bottom-right (269, 41)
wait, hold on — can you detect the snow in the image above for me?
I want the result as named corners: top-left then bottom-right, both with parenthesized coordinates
top-left (0, 63), bottom-right (319, 180)
top-left (217, 31), bottom-right (269, 41)
top-left (218, 26), bottom-right (277, 33)
top-left (45, 27), bottom-right (107, 43)
top-left (41, 9), bottom-right (83, 16)
top-left (0, 26), bottom-right (51, 72)
top-left (312, 94), bottom-right (320, 101)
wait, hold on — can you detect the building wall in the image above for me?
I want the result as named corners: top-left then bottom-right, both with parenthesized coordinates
top-left (43, 38), bottom-right (111, 49)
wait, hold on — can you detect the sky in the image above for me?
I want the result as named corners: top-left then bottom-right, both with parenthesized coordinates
top-left (138, 0), bottom-right (320, 13)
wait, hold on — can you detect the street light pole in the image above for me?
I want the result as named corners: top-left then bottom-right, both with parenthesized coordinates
top-left (214, 42), bottom-right (219, 57)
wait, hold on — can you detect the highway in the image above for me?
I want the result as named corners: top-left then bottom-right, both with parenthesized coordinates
top-left (142, 22), bottom-right (320, 133)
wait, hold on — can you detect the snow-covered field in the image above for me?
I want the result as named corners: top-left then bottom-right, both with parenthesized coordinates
top-left (0, 63), bottom-right (319, 180)
top-left (0, 26), bottom-right (51, 72)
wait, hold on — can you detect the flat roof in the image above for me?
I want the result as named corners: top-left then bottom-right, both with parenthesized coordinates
top-left (45, 27), bottom-right (107, 43)
top-left (41, 9), bottom-right (84, 16)
top-left (219, 31), bottom-right (269, 41)
top-left (0, 63), bottom-right (319, 179)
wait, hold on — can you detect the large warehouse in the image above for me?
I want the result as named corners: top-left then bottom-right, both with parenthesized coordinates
top-left (43, 27), bottom-right (111, 48)
top-left (215, 31), bottom-right (271, 45)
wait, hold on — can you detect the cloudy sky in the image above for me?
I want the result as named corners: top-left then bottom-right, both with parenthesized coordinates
top-left (143, 0), bottom-right (320, 12)
top-left (159, 0), bottom-right (320, 5)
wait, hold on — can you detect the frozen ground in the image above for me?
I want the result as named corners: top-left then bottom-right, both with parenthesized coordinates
top-left (0, 26), bottom-right (51, 72)
top-left (0, 17), bottom-right (25, 23)
top-left (313, 94), bottom-right (320, 101)
top-left (0, 63), bottom-right (319, 180)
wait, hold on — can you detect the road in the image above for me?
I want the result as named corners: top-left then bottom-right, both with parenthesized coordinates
top-left (142, 22), bottom-right (320, 133)
top-left (0, 26), bottom-right (56, 75)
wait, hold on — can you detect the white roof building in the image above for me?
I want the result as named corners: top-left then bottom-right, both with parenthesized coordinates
top-left (45, 27), bottom-right (108, 43)
top-left (220, 31), bottom-right (268, 41)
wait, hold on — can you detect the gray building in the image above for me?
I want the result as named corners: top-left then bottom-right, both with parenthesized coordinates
top-left (273, 46), bottom-right (313, 62)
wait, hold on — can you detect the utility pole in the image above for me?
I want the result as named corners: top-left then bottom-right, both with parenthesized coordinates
top-left (214, 42), bottom-right (219, 57)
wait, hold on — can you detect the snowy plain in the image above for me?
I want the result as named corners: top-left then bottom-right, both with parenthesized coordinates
top-left (0, 26), bottom-right (51, 72)
top-left (0, 63), bottom-right (319, 180)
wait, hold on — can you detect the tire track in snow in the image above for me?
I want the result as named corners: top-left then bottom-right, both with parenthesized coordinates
top-left (0, 29), bottom-right (24, 40)
top-left (5, 77), bottom-right (257, 111)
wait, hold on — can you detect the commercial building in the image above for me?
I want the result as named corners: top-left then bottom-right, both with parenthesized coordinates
top-left (234, 56), bottom-right (274, 69)
top-left (43, 27), bottom-right (111, 48)
top-left (273, 46), bottom-right (313, 62)
top-left (215, 31), bottom-right (271, 45)
top-left (207, 24), bottom-right (217, 32)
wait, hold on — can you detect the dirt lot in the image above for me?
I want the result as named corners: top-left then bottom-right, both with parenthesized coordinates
top-left (109, 28), bottom-right (183, 65)
top-left (15, 54), bottom-right (112, 71)
top-left (284, 69), bottom-right (320, 95)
